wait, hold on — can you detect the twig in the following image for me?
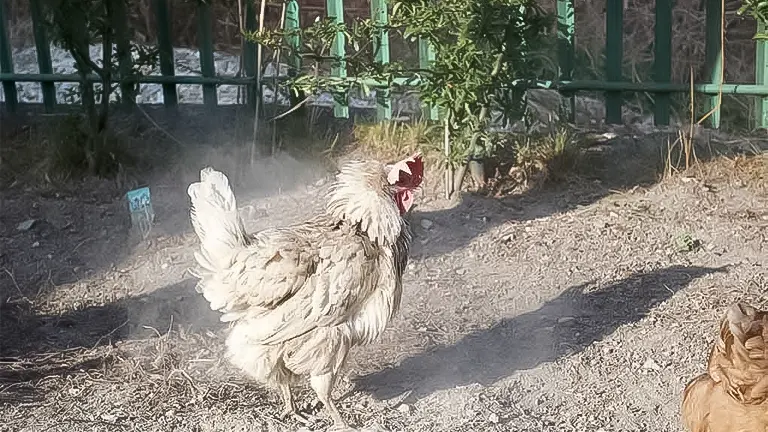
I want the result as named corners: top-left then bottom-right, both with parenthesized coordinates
top-left (250, 0), bottom-right (268, 166)
top-left (135, 104), bottom-right (185, 147)
top-left (91, 320), bottom-right (130, 349)
top-left (271, 1), bottom-right (288, 155)
top-left (267, 96), bottom-right (310, 121)
top-left (2, 268), bottom-right (28, 303)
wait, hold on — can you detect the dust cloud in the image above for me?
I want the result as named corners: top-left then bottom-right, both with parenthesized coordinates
top-left (118, 135), bottom-right (335, 347)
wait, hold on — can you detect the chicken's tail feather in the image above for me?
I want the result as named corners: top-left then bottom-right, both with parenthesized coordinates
top-left (706, 302), bottom-right (768, 405)
top-left (188, 167), bottom-right (248, 311)
top-left (681, 374), bottom-right (714, 432)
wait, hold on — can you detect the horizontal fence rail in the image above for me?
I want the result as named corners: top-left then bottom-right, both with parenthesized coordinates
top-left (1, 0), bottom-right (767, 129)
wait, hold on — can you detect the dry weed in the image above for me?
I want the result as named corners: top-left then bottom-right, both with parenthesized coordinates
top-left (493, 124), bottom-right (582, 194)
top-left (352, 118), bottom-right (442, 162)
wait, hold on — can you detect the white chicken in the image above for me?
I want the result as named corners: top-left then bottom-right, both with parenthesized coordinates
top-left (186, 155), bottom-right (423, 429)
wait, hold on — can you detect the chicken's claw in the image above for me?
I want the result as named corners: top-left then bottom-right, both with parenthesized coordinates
top-left (279, 408), bottom-right (314, 427)
top-left (326, 425), bottom-right (357, 432)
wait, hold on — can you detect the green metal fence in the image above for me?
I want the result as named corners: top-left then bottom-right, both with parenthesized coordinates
top-left (1, 0), bottom-right (768, 129)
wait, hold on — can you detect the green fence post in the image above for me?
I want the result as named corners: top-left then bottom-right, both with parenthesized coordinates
top-left (244, 0), bottom-right (258, 108)
top-left (30, 0), bottom-right (55, 112)
top-left (154, 0), bottom-right (177, 108)
top-left (605, 0), bottom-right (623, 124)
top-left (112, 0), bottom-right (134, 105)
top-left (370, 0), bottom-right (391, 121)
top-left (755, 21), bottom-right (768, 129)
top-left (418, 37), bottom-right (438, 121)
top-left (197, 1), bottom-right (217, 107)
top-left (0, 0), bottom-right (17, 112)
top-left (285, 0), bottom-right (301, 72)
top-left (326, 0), bottom-right (348, 118)
top-left (653, 0), bottom-right (672, 126)
top-left (704, 0), bottom-right (722, 129)
top-left (556, 0), bottom-right (575, 123)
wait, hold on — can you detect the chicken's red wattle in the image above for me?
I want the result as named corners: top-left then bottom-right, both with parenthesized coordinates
top-left (395, 189), bottom-right (414, 214)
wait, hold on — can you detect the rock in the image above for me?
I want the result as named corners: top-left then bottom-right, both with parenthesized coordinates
top-left (488, 412), bottom-right (500, 423)
top-left (641, 357), bottom-right (661, 371)
top-left (31, 241), bottom-right (40, 248)
top-left (456, 268), bottom-right (467, 275)
top-left (397, 403), bottom-right (412, 414)
top-left (557, 316), bottom-right (576, 324)
top-left (361, 424), bottom-right (390, 432)
top-left (17, 219), bottom-right (37, 231)
top-left (101, 413), bottom-right (119, 422)
top-left (420, 218), bottom-right (434, 229)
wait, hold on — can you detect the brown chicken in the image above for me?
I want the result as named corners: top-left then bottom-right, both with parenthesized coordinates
top-left (186, 155), bottom-right (423, 429)
top-left (682, 302), bottom-right (768, 431)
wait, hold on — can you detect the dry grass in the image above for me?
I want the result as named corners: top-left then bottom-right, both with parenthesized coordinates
top-left (692, 152), bottom-right (768, 194)
top-left (0, 326), bottom-right (278, 428)
top-left (352, 118), bottom-right (441, 161)
top-left (510, 124), bottom-right (582, 186)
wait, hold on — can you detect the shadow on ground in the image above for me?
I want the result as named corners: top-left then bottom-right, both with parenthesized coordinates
top-left (0, 278), bottom-right (223, 403)
top-left (1, 279), bottom-right (222, 358)
top-left (411, 131), bottom-right (767, 259)
top-left (355, 264), bottom-right (724, 401)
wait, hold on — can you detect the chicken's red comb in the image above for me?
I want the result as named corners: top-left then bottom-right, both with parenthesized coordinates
top-left (387, 153), bottom-right (424, 186)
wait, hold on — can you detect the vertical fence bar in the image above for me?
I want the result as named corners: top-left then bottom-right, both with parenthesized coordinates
top-left (243, 0), bottom-right (257, 108)
top-left (112, 0), bottom-right (134, 105)
top-left (326, 0), bottom-right (348, 118)
top-left (605, 0), bottom-right (623, 124)
top-left (197, 1), bottom-right (217, 107)
top-left (418, 37), bottom-right (438, 121)
top-left (755, 21), bottom-right (768, 128)
top-left (285, 0), bottom-right (302, 110)
top-left (370, 0), bottom-right (391, 121)
top-left (154, 0), bottom-right (177, 108)
top-left (0, 0), bottom-right (18, 112)
top-left (653, 0), bottom-right (672, 126)
top-left (285, 0), bottom-right (301, 72)
top-left (704, 0), bottom-right (723, 129)
top-left (556, 0), bottom-right (575, 123)
top-left (30, 0), bottom-right (55, 111)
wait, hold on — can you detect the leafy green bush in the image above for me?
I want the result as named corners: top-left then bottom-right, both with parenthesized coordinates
top-left (247, 0), bottom-right (553, 169)
top-left (738, 0), bottom-right (768, 38)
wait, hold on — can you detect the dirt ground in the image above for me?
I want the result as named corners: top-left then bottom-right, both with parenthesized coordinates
top-left (2, 123), bottom-right (768, 432)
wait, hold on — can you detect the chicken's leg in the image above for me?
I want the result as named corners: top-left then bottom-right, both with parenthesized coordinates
top-left (309, 372), bottom-right (347, 429)
top-left (278, 383), bottom-right (312, 426)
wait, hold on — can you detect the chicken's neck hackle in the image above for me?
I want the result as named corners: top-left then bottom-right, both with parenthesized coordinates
top-left (326, 160), bottom-right (406, 245)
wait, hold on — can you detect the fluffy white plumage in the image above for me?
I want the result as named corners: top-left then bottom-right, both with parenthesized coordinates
top-left (187, 159), bottom-right (417, 428)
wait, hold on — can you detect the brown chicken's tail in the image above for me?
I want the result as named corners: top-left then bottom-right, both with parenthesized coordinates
top-left (187, 167), bottom-right (249, 311)
top-left (681, 373), bottom-right (715, 432)
top-left (680, 302), bottom-right (768, 431)
top-left (707, 302), bottom-right (768, 405)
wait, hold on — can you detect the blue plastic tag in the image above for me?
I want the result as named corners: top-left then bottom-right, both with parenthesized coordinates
top-left (126, 186), bottom-right (155, 238)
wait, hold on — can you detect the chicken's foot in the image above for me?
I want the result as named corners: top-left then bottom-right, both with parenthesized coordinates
top-left (278, 383), bottom-right (314, 426)
top-left (310, 372), bottom-right (347, 429)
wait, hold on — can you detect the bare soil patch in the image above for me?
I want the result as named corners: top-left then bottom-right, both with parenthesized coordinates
top-left (2, 123), bottom-right (768, 431)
